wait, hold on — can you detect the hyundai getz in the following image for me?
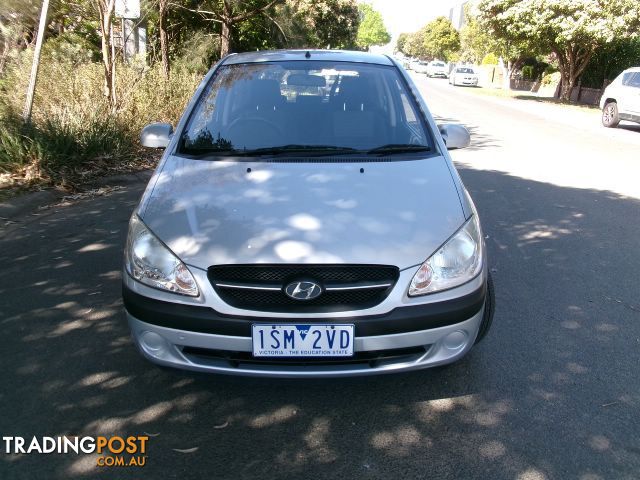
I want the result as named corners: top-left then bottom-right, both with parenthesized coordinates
top-left (123, 50), bottom-right (495, 377)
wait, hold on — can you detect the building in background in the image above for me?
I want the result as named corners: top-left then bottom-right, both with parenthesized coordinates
top-left (449, 1), bottom-right (468, 30)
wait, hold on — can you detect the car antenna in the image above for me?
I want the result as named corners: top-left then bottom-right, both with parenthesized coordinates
top-left (305, 51), bottom-right (311, 59)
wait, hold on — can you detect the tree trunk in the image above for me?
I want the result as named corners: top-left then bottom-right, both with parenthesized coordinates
top-left (559, 72), bottom-right (574, 101)
top-left (100, 19), bottom-right (113, 101)
top-left (219, 0), bottom-right (232, 58)
top-left (220, 21), bottom-right (231, 57)
top-left (556, 45), bottom-right (595, 102)
top-left (502, 58), bottom-right (522, 90)
top-left (96, 0), bottom-right (116, 108)
top-left (502, 61), bottom-right (511, 90)
top-left (159, 0), bottom-right (170, 79)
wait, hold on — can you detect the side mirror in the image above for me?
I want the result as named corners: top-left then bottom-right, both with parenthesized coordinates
top-left (141, 122), bottom-right (174, 148)
top-left (438, 123), bottom-right (471, 150)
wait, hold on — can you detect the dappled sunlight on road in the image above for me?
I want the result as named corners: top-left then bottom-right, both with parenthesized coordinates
top-left (1, 159), bottom-right (639, 479)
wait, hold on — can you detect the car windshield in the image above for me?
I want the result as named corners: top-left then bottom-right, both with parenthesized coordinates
top-left (457, 68), bottom-right (475, 74)
top-left (432, 63), bottom-right (445, 67)
top-left (179, 61), bottom-right (432, 157)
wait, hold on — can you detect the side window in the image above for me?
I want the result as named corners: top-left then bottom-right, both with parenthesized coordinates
top-left (394, 78), bottom-right (427, 145)
top-left (397, 83), bottom-right (417, 123)
top-left (621, 72), bottom-right (633, 86)
top-left (628, 73), bottom-right (640, 88)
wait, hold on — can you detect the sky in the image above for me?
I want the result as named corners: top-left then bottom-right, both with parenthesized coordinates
top-left (362, 0), bottom-right (465, 52)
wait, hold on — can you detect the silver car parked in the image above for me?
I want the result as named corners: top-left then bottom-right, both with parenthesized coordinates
top-left (123, 50), bottom-right (494, 377)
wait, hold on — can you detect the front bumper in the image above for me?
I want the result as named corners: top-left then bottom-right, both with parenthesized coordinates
top-left (124, 281), bottom-right (487, 377)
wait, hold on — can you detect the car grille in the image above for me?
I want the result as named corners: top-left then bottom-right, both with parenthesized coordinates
top-left (181, 346), bottom-right (428, 367)
top-left (208, 264), bottom-right (399, 313)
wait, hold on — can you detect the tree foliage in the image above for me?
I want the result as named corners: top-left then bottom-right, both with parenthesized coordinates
top-left (478, 0), bottom-right (640, 99)
top-left (396, 16), bottom-right (459, 60)
top-left (281, 0), bottom-right (359, 50)
top-left (396, 30), bottom-right (425, 58)
top-left (458, 7), bottom-right (494, 63)
top-left (356, 3), bottom-right (390, 50)
top-left (395, 32), bottom-right (408, 54)
top-left (580, 38), bottom-right (640, 88)
top-left (421, 16), bottom-right (459, 61)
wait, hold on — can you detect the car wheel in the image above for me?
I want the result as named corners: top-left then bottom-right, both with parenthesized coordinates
top-left (474, 273), bottom-right (495, 344)
top-left (602, 101), bottom-right (620, 128)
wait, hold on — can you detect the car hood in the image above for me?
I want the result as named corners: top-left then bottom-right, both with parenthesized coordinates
top-left (141, 155), bottom-right (465, 270)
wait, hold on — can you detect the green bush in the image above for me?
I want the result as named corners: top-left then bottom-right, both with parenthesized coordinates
top-left (0, 106), bottom-right (130, 179)
top-left (172, 31), bottom-right (221, 75)
top-left (481, 53), bottom-right (499, 65)
top-left (521, 65), bottom-right (534, 80)
top-left (540, 71), bottom-right (561, 87)
top-left (0, 49), bottom-right (201, 187)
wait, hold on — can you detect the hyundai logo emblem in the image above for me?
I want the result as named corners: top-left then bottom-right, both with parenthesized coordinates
top-left (284, 281), bottom-right (322, 301)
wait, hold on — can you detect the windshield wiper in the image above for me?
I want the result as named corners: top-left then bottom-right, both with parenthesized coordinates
top-left (366, 144), bottom-right (431, 155)
top-left (182, 144), bottom-right (431, 158)
top-left (238, 145), bottom-right (360, 156)
top-left (181, 148), bottom-right (239, 157)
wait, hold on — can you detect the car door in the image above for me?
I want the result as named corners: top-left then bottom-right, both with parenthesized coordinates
top-left (451, 68), bottom-right (459, 84)
top-left (624, 72), bottom-right (640, 115)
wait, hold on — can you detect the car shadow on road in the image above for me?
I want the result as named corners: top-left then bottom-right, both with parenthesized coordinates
top-left (617, 123), bottom-right (640, 133)
top-left (1, 171), bottom-right (639, 480)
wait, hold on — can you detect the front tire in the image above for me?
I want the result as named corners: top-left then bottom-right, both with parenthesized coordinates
top-left (475, 273), bottom-right (495, 344)
top-left (602, 101), bottom-right (620, 128)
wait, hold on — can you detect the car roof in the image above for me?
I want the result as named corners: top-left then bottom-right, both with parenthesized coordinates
top-left (221, 49), bottom-right (394, 66)
top-left (624, 66), bottom-right (640, 73)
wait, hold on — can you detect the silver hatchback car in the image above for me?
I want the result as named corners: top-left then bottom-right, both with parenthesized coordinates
top-left (123, 50), bottom-right (494, 377)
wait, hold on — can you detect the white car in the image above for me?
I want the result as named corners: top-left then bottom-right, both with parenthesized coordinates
top-left (449, 67), bottom-right (479, 87)
top-left (600, 67), bottom-right (640, 128)
top-left (413, 61), bottom-right (429, 74)
top-left (426, 61), bottom-right (448, 78)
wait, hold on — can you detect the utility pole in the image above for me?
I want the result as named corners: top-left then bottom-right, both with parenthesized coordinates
top-left (23, 0), bottom-right (50, 123)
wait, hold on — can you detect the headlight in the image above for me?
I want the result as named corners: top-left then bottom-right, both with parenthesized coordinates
top-left (408, 215), bottom-right (483, 296)
top-left (125, 215), bottom-right (199, 296)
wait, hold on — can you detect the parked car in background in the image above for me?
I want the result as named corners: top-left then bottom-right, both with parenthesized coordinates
top-left (600, 67), bottom-right (640, 128)
top-left (124, 50), bottom-right (494, 377)
top-left (413, 61), bottom-right (429, 74)
top-left (449, 67), bottom-right (479, 87)
top-left (426, 61), bottom-right (448, 78)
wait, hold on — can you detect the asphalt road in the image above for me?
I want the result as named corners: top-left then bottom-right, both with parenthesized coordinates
top-left (1, 76), bottom-right (639, 480)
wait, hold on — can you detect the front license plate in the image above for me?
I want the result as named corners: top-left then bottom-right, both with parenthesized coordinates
top-left (252, 324), bottom-right (354, 357)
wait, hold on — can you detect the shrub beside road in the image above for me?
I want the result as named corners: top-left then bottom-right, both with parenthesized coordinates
top-left (0, 57), bottom-right (200, 194)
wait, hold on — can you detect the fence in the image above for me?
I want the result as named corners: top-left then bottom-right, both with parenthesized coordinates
top-left (477, 65), bottom-right (606, 106)
top-left (512, 78), bottom-right (604, 106)
top-left (509, 78), bottom-right (540, 92)
top-left (569, 86), bottom-right (603, 106)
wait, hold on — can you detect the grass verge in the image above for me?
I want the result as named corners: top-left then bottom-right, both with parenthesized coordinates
top-left (0, 55), bottom-right (200, 198)
top-left (452, 84), bottom-right (599, 112)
